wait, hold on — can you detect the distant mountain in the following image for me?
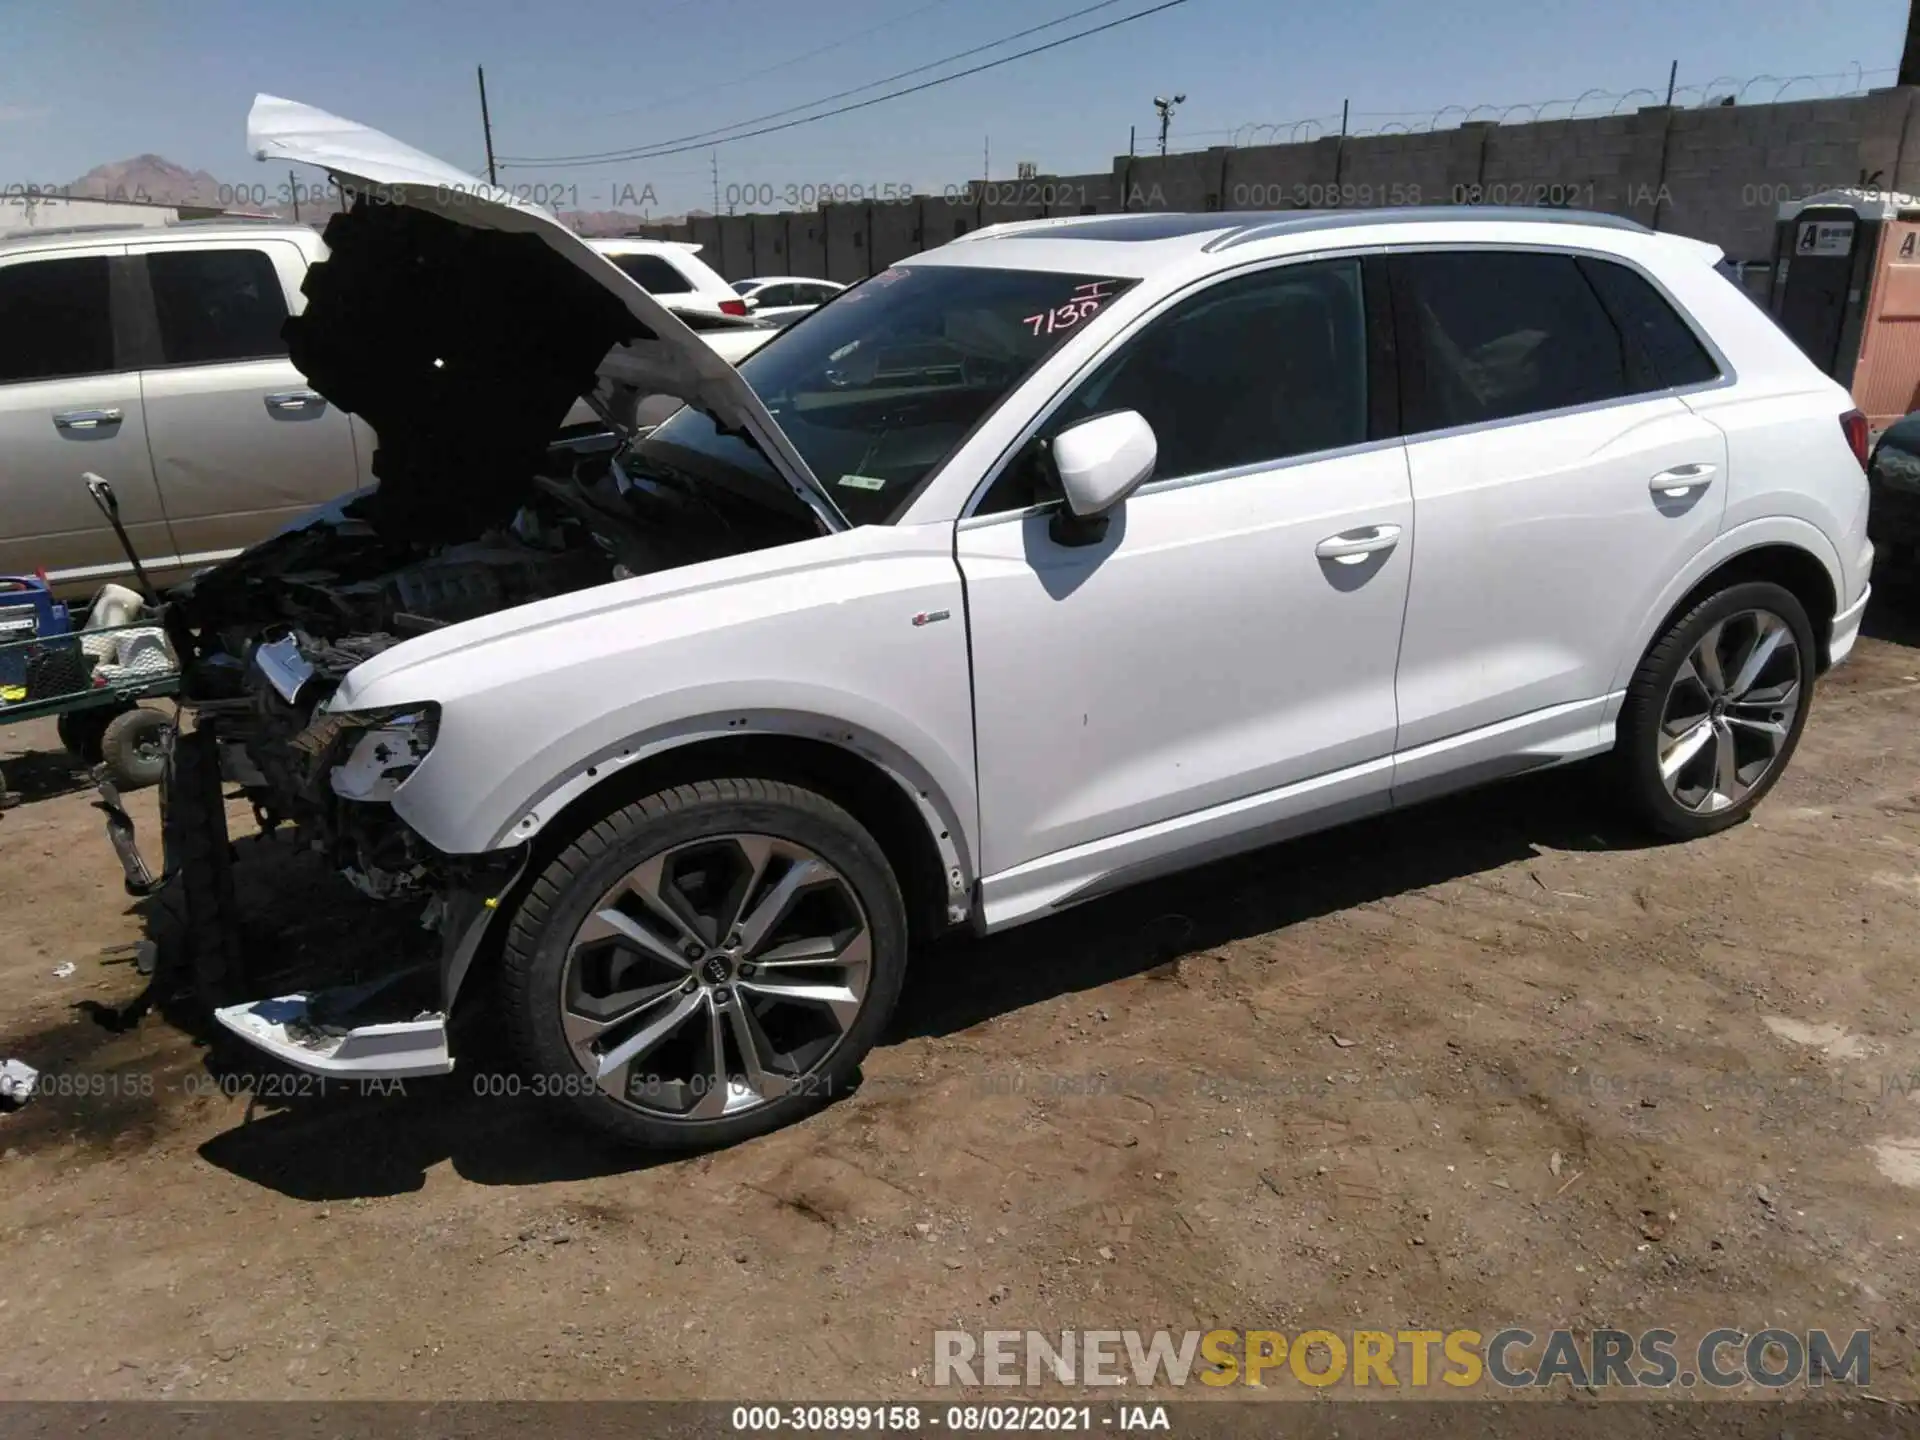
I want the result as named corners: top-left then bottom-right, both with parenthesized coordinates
top-left (67, 154), bottom-right (226, 206)
top-left (561, 209), bottom-right (664, 237)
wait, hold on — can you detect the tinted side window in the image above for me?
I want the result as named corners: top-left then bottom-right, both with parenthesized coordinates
top-left (1576, 256), bottom-right (1721, 388)
top-left (978, 260), bottom-right (1370, 514)
top-left (147, 249), bottom-right (289, 365)
top-left (759, 284), bottom-right (797, 307)
top-left (1397, 251), bottom-right (1629, 432)
top-left (610, 253), bottom-right (695, 294)
top-left (0, 256), bottom-right (116, 383)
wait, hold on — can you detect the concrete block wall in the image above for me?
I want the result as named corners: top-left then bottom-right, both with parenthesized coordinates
top-left (655, 86), bottom-right (1920, 283)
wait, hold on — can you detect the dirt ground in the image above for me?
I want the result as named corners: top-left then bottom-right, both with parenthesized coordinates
top-left (5, 593), bottom-right (1920, 1406)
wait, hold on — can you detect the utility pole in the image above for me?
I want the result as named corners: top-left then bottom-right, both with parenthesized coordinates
top-left (711, 150), bottom-right (720, 214)
top-left (289, 168), bottom-right (300, 223)
top-left (983, 136), bottom-right (990, 184)
top-left (1153, 93), bottom-right (1186, 157)
top-left (477, 65), bottom-right (498, 185)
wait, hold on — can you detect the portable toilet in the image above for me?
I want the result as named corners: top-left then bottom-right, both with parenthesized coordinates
top-left (1771, 188), bottom-right (1920, 428)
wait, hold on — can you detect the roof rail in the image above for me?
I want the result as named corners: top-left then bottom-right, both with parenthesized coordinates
top-left (162, 214), bottom-right (296, 227)
top-left (0, 222), bottom-right (152, 241)
top-left (951, 215), bottom-right (1097, 244)
top-left (1206, 206), bottom-right (1654, 252)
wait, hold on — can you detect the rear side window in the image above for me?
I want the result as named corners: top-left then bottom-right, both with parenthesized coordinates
top-left (1576, 256), bottom-right (1721, 388)
top-left (609, 253), bottom-right (694, 294)
top-left (146, 249), bottom-right (289, 365)
top-left (1395, 251), bottom-right (1629, 432)
top-left (0, 256), bottom-right (116, 383)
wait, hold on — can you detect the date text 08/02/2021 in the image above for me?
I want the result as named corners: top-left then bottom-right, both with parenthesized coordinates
top-left (729, 1405), bottom-right (1169, 1432)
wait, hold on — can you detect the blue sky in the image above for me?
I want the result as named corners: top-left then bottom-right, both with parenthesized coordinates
top-left (0, 0), bottom-right (1906, 216)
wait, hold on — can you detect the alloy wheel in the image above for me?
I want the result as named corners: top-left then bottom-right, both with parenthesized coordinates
top-left (1656, 607), bottom-right (1803, 815)
top-left (558, 833), bottom-right (872, 1119)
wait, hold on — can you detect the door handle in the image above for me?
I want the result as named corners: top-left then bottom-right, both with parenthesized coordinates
top-left (1649, 462), bottom-right (1716, 497)
top-left (1315, 524), bottom-right (1403, 564)
top-left (53, 408), bottom-right (123, 431)
top-left (264, 390), bottom-right (324, 411)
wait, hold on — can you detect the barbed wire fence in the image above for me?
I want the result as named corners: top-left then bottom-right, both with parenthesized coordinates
top-left (1167, 65), bottom-right (1896, 154)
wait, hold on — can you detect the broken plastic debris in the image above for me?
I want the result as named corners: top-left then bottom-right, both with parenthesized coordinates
top-left (0, 1059), bottom-right (39, 1109)
top-left (51, 962), bottom-right (75, 979)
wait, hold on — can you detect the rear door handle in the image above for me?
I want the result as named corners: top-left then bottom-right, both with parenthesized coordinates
top-left (53, 408), bottom-right (123, 431)
top-left (265, 390), bottom-right (324, 412)
top-left (1650, 462), bottom-right (1716, 497)
top-left (1315, 523), bottom-right (1403, 564)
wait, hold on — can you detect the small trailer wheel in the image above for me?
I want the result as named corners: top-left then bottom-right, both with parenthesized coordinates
top-left (57, 706), bottom-right (121, 764)
top-left (100, 708), bottom-right (171, 791)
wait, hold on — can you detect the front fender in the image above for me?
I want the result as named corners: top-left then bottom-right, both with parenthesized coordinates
top-left (443, 695), bottom-right (978, 884)
top-left (345, 524), bottom-right (976, 879)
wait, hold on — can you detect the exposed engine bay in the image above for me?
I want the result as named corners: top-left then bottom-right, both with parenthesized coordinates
top-left (164, 432), bottom-right (815, 907)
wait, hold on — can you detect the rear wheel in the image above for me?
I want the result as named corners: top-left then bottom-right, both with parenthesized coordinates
top-left (1614, 580), bottom-right (1814, 839)
top-left (500, 778), bottom-right (908, 1150)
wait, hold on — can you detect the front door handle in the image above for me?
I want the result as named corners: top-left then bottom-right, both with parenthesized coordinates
top-left (53, 408), bottom-right (123, 431)
top-left (1650, 462), bottom-right (1716, 497)
top-left (1315, 523), bottom-right (1403, 564)
top-left (265, 390), bottom-right (325, 412)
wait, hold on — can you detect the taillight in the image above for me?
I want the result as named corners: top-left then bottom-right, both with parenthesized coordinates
top-left (1841, 409), bottom-right (1870, 471)
top-left (718, 298), bottom-right (748, 316)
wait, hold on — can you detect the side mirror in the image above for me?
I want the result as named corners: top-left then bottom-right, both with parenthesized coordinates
top-left (742, 295), bottom-right (761, 310)
top-left (1047, 410), bottom-right (1157, 546)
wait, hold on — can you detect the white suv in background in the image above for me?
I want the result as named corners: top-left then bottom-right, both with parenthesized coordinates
top-left (186, 97), bottom-right (1872, 1153)
top-left (587, 238), bottom-right (749, 318)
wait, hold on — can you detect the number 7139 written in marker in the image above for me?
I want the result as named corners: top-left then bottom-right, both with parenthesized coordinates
top-left (1024, 282), bottom-right (1116, 337)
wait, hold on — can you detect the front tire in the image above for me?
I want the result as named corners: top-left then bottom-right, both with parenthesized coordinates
top-left (499, 778), bottom-right (908, 1150)
top-left (1614, 580), bottom-right (1815, 839)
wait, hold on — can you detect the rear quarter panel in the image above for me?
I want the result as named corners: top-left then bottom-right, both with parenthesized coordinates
top-left (1655, 242), bottom-right (1871, 611)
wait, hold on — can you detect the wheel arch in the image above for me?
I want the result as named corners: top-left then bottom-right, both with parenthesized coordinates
top-left (445, 720), bottom-right (973, 1015)
top-left (1615, 521), bottom-right (1843, 694)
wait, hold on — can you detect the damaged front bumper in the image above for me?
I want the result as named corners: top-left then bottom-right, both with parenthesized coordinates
top-left (214, 974), bottom-right (454, 1079)
top-left (209, 881), bottom-right (523, 1080)
top-left (98, 731), bottom-right (530, 1081)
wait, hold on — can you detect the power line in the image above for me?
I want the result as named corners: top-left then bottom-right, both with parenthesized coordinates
top-left (567, 0), bottom-right (963, 125)
top-left (497, 0), bottom-right (1142, 166)
top-left (501, 0), bottom-right (1190, 169)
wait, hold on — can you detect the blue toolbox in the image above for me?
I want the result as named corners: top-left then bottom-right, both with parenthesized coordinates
top-left (0, 575), bottom-right (72, 689)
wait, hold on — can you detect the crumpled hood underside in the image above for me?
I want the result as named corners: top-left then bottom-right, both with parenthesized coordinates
top-left (246, 94), bottom-right (836, 541)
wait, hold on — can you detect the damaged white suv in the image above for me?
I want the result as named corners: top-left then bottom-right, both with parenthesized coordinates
top-left (143, 96), bottom-right (1872, 1149)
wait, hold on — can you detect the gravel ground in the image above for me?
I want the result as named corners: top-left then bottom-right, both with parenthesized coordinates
top-left (3, 591), bottom-right (1920, 1404)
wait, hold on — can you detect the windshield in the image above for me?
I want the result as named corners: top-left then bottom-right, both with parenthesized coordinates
top-left (630, 264), bottom-right (1140, 526)
top-left (732, 279), bottom-right (758, 295)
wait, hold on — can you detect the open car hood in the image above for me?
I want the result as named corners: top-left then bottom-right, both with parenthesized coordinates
top-left (247, 95), bottom-right (841, 538)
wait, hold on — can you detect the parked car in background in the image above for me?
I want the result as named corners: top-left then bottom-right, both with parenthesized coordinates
top-left (169, 96), bottom-right (1874, 1153)
top-left (1867, 410), bottom-right (1920, 576)
top-left (582, 241), bottom-right (783, 431)
top-left (732, 275), bottom-right (846, 326)
top-left (588, 239), bottom-right (749, 317)
top-left (0, 221), bottom-right (373, 597)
